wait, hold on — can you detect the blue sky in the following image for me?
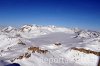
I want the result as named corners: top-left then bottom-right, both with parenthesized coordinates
top-left (0, 0), bottom-right (100, 30)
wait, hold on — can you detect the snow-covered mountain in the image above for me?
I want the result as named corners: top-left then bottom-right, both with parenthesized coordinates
top-left (0, 25), bottom-right (100, 66)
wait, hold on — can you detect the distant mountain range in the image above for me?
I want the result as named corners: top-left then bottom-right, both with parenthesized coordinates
top-left (0, 24), bottom-right (100, 66)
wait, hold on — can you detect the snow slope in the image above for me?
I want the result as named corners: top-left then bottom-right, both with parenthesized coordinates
top-left (0, 25), bottom-right (100, 66)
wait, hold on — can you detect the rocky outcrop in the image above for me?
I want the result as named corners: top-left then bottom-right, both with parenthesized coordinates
top-left (28, 47), bottom-right (48, 54)
top-left (71, 47), bottom-right (100, 56)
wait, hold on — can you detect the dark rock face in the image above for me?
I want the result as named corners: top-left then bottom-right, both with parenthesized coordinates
top-left (98, 57), bottom-right (100, 66)
top-left (6, 63), bottom-right (20, 66)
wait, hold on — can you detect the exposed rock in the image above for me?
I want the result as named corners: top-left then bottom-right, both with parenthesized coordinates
top-left (17, 39), bottom-right (26, 45)
top-left (71, 47), bottom-right (100, 56)
top-left (28, 46), bottom-right (48, 54)
top-left (54, 42), bottom-right (61, 46)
